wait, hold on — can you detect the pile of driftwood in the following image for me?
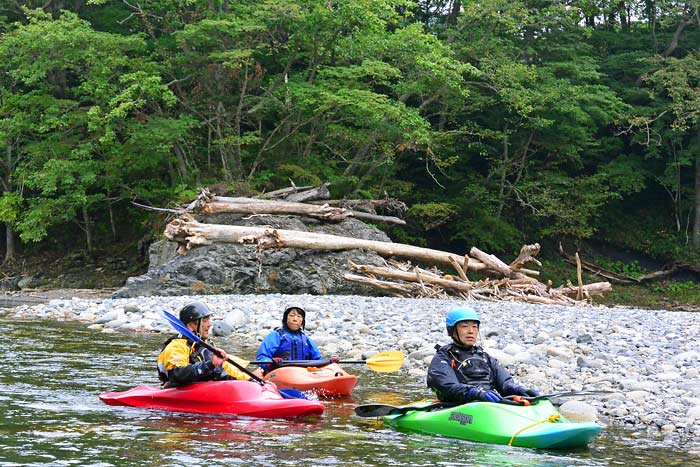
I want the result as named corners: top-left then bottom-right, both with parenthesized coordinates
top-left (183, 184), bottom-right (407, 225)
top-left (161, 185), bottom-right (611, 306)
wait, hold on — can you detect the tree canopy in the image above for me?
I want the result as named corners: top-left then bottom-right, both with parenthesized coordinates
top-left (1, 0), bottom-right (700, 266)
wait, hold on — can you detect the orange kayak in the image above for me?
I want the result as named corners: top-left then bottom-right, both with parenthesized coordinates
top-left (264, 363), bottom-right (358, 397)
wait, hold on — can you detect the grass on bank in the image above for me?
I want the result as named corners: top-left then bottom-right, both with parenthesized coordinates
top-left (539, 258), bottom-right (700, 311)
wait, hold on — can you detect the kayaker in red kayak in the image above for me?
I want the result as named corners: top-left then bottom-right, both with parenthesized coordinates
top-left (253, 305), bottom-right (339, 376)
top-left (427, 307), bottom-right (540, 404)
top-left (157, 301), bottom-right (250, 387)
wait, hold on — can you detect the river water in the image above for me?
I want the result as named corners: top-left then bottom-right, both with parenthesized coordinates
top-left (1, 317), bottom-right (697, 467)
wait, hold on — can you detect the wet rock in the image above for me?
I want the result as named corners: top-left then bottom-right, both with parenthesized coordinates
top-left (113, 215), bottom-right (390, 298)
top-left (212, 321), bottom-right (234, 336)
top-left (559, 400), bottom-right (598, 422)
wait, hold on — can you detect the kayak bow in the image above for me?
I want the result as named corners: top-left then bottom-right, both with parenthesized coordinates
top-left (264, 363), bottom-right (358, 397)
top-left (99, 380), bottom-right (324, 419)
top-left (381, 399), bottom-right (601, 449)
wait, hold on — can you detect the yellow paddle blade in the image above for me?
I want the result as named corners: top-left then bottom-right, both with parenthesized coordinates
top-left (365, 351), bottom-right (404, 372)
top-left (230, 356), bottom-right (250, 367)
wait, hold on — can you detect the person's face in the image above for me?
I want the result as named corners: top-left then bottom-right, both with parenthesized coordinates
top-left (286, 309), bottom-right (304, 331)
top-left (455, 320), bottom-right (479, 346)
top-left (188, 315), bottom-right (212, 339)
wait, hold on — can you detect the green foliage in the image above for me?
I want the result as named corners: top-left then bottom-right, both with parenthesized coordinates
top-left (0, 192), bottom-right (22, 224)
top-left (3, 0), bottom-right (700, 276)
top-left (653, 281), bottom-right (697, 294)
top-left (407, 203), bottom-right (458, 230)
top-left (597, 259), bottom-right (647, 278)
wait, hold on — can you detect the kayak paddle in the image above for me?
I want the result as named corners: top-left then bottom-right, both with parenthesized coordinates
top-left (504, 390), bottom-right (613, 404)
top-left (355, 390), bottom-right (613, 417)
top-left (355, 401), bottom-right (457, 417)
top-left (251, 351), bottom-right (405, 373)
top-left (160, 310), bottom-right (307, 400)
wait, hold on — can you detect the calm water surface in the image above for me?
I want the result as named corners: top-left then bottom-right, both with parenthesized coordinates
top-left (1, 316), bottom-right (698, 467)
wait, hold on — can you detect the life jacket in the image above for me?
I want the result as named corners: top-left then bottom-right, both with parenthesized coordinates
top-left (274, 328), bottom-right (314, 361)
top-left (157, 334), bottom-right (201, 384)
top-left (438, 343), bottom-right (493, 390)
top-left (156, 334), bottom-right (249, 385)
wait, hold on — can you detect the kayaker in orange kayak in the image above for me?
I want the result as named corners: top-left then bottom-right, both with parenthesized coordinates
top-left (157, 301), bottom-right (250, 387)
top-left (427, 307), bottom-right (540, 404)
top-left (253, 305), bottom-right (339, 376)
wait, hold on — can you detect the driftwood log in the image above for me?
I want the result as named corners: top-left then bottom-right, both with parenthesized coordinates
top-left (163, 215), bottom-right (611, 305)
top-left (344, 260), bottom-right (611, 305)
top-left (164, 215), bottom-right (495, 275)
top-left (558, 242), bottom-right (679, 284)
top-left (186, 190), bottom-right (406, 225)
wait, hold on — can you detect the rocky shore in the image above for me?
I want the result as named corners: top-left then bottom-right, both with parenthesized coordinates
top-left (3, 293), bottom-right (700, 446)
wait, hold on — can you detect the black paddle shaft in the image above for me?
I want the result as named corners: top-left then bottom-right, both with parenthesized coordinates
top-left (197, 339), bottom-right (267, 385)
top-left (355, 401), bottom-right (457, 418)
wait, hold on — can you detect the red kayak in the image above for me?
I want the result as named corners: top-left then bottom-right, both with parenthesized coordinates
top-left (264, 363), bottom-right (358, 397)
top-left (99, 380), bottom-right (324, 418)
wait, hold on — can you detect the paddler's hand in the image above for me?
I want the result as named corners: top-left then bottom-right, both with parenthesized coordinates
top-left (253, 367), bottom-right (264, 378)
top-left (468, 387), bottom-right (502, 403)
top-left (211, 348), bottom-right (227, 367)
top-left (330, 356), bottom-right (340, 363)
top-left (515, 386), bottom-right (540, 398)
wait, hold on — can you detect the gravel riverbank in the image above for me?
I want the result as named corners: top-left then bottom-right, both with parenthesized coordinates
top-left (3, 293), bottom-right (700, 446)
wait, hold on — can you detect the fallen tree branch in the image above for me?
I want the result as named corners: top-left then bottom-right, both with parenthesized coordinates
top-left (164, 215), bottom-right (492, 273)
top-left (187, 190), bottom-right (406, 225)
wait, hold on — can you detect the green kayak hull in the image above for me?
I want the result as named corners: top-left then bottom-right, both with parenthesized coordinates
top-left (384, 399), bottom-right (601, 449)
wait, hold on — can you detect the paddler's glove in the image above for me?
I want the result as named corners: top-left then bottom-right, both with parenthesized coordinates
top-left (330, 356), bottom-right (340, 363)
top-left (515, 386), bottom-right (540, 398)
top-left (468, 387), bottom-right (502, 403)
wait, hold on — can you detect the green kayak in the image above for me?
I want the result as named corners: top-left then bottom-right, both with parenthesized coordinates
top-left (383, 399), bottom-right (601, 449)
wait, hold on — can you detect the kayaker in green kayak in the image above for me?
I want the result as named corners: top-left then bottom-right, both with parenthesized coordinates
top-left (427, 307), bottom-right (540, 404)
top-left (253, 305), bottom-right (339, 377)
top-left (157, 301), bottom-right (250, 387)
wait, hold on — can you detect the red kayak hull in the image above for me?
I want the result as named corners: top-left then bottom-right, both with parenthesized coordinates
top-left (264, 363), bottom-right (358, 397)
top-left (99, 380), bottom-right (324, 418)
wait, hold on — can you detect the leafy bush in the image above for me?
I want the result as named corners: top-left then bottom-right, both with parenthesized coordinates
top-left (596, 259), bottom-right (647, 278)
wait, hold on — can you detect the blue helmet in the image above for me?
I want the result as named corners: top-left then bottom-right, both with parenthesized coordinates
top-left (445, 307), bottom-right (480, 336)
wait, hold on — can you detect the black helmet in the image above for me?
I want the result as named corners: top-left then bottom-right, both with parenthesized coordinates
top-left (179, 301), bottom-right (213, 324)
top-left (282, 305), bottom-right (306, 330)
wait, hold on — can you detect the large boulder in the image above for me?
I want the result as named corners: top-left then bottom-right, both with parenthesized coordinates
top-left (112, 214), bottom-right (391, 298)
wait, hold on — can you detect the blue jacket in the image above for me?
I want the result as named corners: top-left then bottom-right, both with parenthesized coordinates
top-left (256, 328), bottom-right (323, 372)
top-left (426, 343), bottom-right (519, 404)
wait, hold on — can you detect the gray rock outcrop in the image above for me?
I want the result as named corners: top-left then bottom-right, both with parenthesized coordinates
top-left (112, 213), bottom-right (391, 298)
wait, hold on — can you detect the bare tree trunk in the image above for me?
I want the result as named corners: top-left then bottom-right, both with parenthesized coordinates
top-left (2, 141), bottom-right (17, 262)
top-left (4, 223), bottom-right (17, 262)
top-left (496, 130), bottom-right (509, 218)
top-left (693, 151), bottom-right (700, 249)
top-left (82, 206), bottom-right (94, 253)
top-left (662, 16), bottom-right (694, 57)
top-left (108, 200), bottom-right (117, 241)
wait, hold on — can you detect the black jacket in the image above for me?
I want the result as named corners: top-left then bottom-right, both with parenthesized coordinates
top-left (426, 343), bottom-right (519, 404)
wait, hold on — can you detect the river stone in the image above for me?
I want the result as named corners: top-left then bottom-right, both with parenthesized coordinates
top-left (0, 276), bottom-right (21, 291)
top-left (112, 215), bottom-right (390, 298)
top-left (559, 400), bottom-right (598, 422)
top-left (223, 309), bottom-right (247, 327)
top-left (503, 343), bottom-right (525, 355)
top-left (687, 406), bottom-right (700, 423)
top-left (212, 321), bottom-right (234, 336)
top-left (95, 310), bottom-right (124, 324)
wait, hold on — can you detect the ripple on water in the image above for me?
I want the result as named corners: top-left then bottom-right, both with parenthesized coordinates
top-left (1, 317), bottom-right (698, 467)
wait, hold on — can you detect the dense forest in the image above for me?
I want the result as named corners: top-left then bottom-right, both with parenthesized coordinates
top-left (1, 1), bottom-right (700, 290)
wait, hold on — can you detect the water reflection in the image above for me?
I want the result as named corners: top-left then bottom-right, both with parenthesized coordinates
top-left (1, 316), bottom-right (699, 467)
